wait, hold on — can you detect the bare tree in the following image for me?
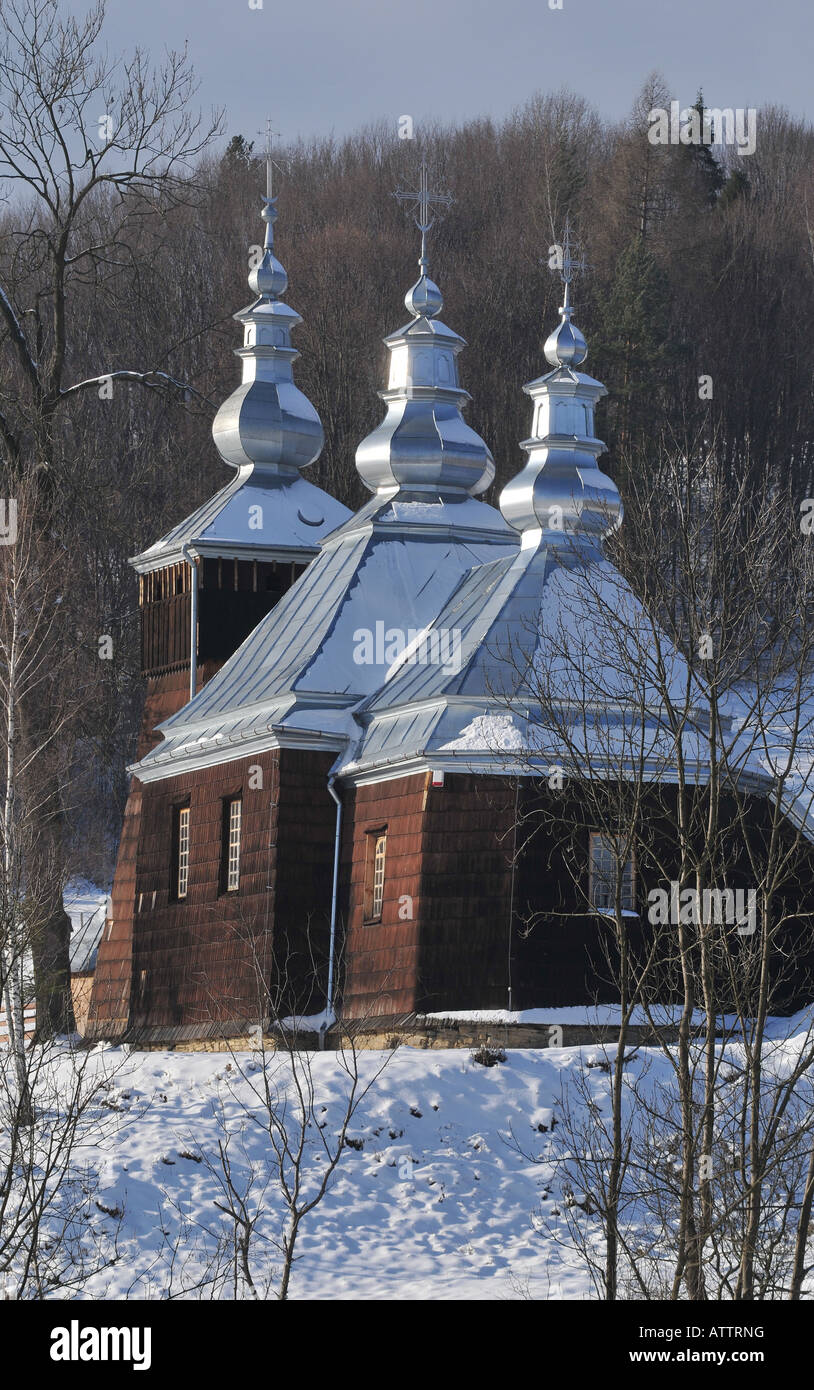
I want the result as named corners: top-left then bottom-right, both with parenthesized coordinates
top-left (0, 0), bottom-right (221, 1023)
top-left (0, 480), bottom-right (83, 1072)
top-left (0, 0), bottom-right (222, 469)
top-left (155, 927), bottom-right (394, 1301)
top-left (0, 1030), bottom-right (126, 1298)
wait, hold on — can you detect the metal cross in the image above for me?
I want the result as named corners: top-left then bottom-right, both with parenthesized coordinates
top-left (394, 157), bottom-right (453, 266)
top-left (258, 117), bottom-right (282, 198)
top-left (548, 215), bottom-right (588, 312)
top-left (560, 217), bottom-right (587, 285)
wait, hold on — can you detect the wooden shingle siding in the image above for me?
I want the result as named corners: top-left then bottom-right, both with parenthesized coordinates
top-left (341, 773), bottom-right (517, 1019)
top-left (341, 774), bottom-right (427, 1017)
top-left (341, 776), bottom-right (814, 1019)
top-left (88, 749), bottom-right (336, 1041)
top-left (415, 775), bottom-right (517, 1014)
top-left (90, 734), bottom-right (814, 1041)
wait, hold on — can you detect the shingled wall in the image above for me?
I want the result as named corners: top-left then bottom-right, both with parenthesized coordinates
top-left (339, 774), bottom-right (814, 1018)
top-left (88, 748), bottom-right (336, 1040)
top-left (90, 758), bottom-right (814, 1042)
top-left (340, 773), bottom-right (428, 1017)
top-left (136, 660), bottom-right (223, 760)
top-left (341, 772), bottom-right (517, 1018)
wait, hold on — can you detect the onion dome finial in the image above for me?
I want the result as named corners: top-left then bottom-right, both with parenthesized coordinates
top-left (247, 120), bottom-right (288, 298)
top-left (248, 194), bottom-right (288, 299)
top-left (404, 270), bottom-right (443, 319)
top-left (544, 218), bottom-right (589, 366)
top-left (395, 157), bottom-right (451, 321)
top-left (354, 160), bottom-right (494, 497)
top-left (544, 278), bottom-right (589, 367)
top-left (499, 217), bottom-right (622, 541)
top-left (211, 123), bottom-right (324, 474)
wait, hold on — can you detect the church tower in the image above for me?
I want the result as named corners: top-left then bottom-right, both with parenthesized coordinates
top-left (88, 168), bottom-right (349, 1038)
top-left (339, 222), bottom-right (627, 1017)
top-left (498, 221), bottom-right (621, 546)
top-left (131, 161), bottom-right (350, 756)
top-left (87, 161), bottom-right (515, 1043)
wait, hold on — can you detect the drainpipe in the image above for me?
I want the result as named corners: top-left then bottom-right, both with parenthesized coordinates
top-left (181, 544), bottom-right (198, 701)
top-left (322, 775), bottom-right (343, 1047)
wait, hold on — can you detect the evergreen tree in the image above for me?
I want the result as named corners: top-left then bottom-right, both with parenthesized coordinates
top-left (221, 134), bottom-right (255, 172)
top-left (593, 236), bottom-right (678, 460)
top-left (718, 167), bottom-right (750, 211)
top-left (680, 91), bottom-right (725, 205)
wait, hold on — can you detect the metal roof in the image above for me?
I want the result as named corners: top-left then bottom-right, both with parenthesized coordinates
top-left (134, 501), bottom-right (517, 780)
top-left (65, 888), bottom-right (109, 974)
top-left (132, 467), bottom-right (351, 573)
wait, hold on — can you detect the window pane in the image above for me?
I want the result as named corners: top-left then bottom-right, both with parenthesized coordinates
top-left (227, 798), bottom-right (242, 892)
top-left (364, 829), bottom-right (388, 921)
top-left (372, 833), bottom-right (386, 919)
top-left (590, 833), bottom-right (634, 912)
top-left (177, 807), bottom-right (190, 900)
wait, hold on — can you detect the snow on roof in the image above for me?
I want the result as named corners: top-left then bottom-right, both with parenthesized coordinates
top-left (132, 467), bottom-right (351, 572)
top-left (134, 497), bottom-right (517, 781)
top-left (332, 542), bottom-right (814, 849)
top-left (134, 493), bottom-right (814, 856)
top-left (128, 463), bottom-right (814, 864)
top-left (337, 539), bottom-right (698, 775)
top-left (723, 681), bottom-right (814, 841)
top-left (64, 881), bottom-right (110, 974)
top-left (326, 488), bottom-right (513, 545)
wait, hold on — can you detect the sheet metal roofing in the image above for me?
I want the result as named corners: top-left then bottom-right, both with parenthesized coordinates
top-left (134, 499), bottom-right (517, 779)
top-left (65, 885), bottom-right (110, 974)
top-left (337, 540), bottom-right (700, 776)
top-left (132, 467), bottom-right (351, 572)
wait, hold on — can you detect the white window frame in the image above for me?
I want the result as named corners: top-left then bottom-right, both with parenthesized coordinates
top-left (176, 806), bottom-right (190, 900)
top-left (589, 832), bottom-right (636, 914)
top-left (365, 829), bottom-right (387, 922)
top-left (226, 797), bottom-right (242, 893)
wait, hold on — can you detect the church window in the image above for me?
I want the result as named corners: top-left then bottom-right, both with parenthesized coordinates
top-left (364, 829), bottom-right (387, 922)
top-left (589, 833), bottom-right (635, 913)
top-left (173, 805), bottom-right (190, 900)
top-left (224, 797), bottom-right (242, 892)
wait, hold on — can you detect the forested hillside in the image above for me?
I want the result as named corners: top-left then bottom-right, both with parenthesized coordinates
top-left (2, 27), bottom-right (813, 884)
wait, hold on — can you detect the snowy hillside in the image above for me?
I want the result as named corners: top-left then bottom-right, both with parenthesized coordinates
top-left (2, 1017), bottom-right (812, 1302)
top-left (65, 1044), bottom-right (585, 1301)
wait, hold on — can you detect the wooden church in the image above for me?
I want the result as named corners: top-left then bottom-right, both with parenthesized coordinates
top-left (87, 171), bottom-right (814, 1044)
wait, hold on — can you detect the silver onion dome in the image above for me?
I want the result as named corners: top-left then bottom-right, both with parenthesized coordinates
top-left (248, 196), bottom-right (288, 298)
top-left (544, 281), bottom-right (588, 368)
top-left (500, 280), bottom-right (622, 541)
top-left (355, 162), bottom-right (494, 498)
top-left (212, 192), bottom-right (324, 474)
top-left (354, 306), bottom-right (495, 497)
top-left (404, 269), bottom-right (444, 319)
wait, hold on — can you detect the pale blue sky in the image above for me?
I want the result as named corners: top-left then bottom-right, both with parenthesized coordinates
top-left (95, 0), bottom-right (811, 145)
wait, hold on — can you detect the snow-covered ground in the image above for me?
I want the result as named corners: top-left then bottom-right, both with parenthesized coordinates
top-left (67, 1043), bottom-right (587, 1300)
top-left (4, 1013), bottom-right (814, 1300)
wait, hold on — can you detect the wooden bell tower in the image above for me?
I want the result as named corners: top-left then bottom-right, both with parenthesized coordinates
top-left (135, 550), bottom-right (309, 758)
